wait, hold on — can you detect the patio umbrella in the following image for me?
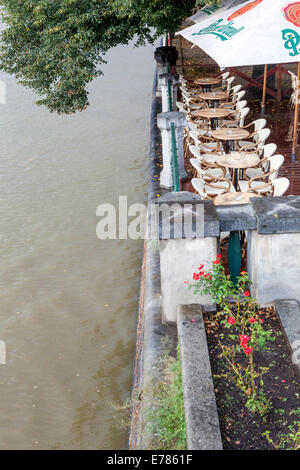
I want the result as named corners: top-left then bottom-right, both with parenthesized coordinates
top-left (178, 0), bottom-right (300, 161)
top-left (188, 0), bottom-right (246, 25)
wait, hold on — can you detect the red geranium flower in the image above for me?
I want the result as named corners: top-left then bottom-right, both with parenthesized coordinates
top-left (260, 319), bottom-right (264, 323)
top-left (244, 347), bottom-right (253, 356)
top-left (240, 335), bottom-right (250, 348)
top-left (199, 271), bottom-right (205, 276)
top-left (213, 260), bottom-right (221, 265)
top-left (198, 264), bottom-right (204, 270)
top-left (204, 274), bottom-right (209, 278)
top-left (241, 271), bottom-right (247, 275)
top-left (227, 317), bottom-right (236, 325)
top-left (249, 317), bottom-right (256, 324)
top-left (193, 273), bottom-right (200, 281)
top-left (216, 254), bottom-right (222, 259)
top-left (244, 291), bottom-right (250, 297)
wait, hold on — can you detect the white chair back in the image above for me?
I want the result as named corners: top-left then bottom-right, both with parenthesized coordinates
top-left (234, 90), bottom-right (246, 102)
top-left (189, 145), bottom-right (201, 159)
top-left (269, 154), bottom-right (284, 180)
top-left (236, 100), bottom-right (248, 111)
top-left (231, 85), bottom-right (242, 94)
top-left (263, 143), bottom-right (277, 159)
top-left (273, 177), bottom-right (290, 197)
top-left (239, 107), bottom-right (250, 127)
top-left (226, 76), bottom-right (235, 92)
top-left (253, 118), bottom-right (267, 131)
top-left (256, 128), bottom-right (271, 148)
top-left (220, 72), bottom-right (230, 84)
top-left (190, 158), bottom-right (203, 175)
top-left (176, 102), bottom-right (187, 113)
top-left (288, 71), bottom-right (297, 91)
top-left (191, 178), bottom-right (206, 198)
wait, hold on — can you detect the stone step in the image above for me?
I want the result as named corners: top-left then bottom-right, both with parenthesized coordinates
top-left (275, 299), bottom-right (300, 372)
top-left (177, 304), bottom-right (223, 450)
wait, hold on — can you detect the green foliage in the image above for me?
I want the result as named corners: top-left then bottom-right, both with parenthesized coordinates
top-left (263, 423), bottom-right (300, 450)
top-left (0, 0), bottom-right (198, 113)
top-left (117, 0), bottom-right (197, 35)
top-left (147, 346), bottom-right (186, 450)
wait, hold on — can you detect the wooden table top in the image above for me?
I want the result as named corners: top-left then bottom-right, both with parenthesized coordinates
top-left (217, 152), bottom-right (260, 169)
top-left (194, 108), bottom-right (232, 119)
top-left (194, 77), bottom-right (221, 85)
top-left (199, 92), bottom-right (228, 101)
top-left (214, 191), bottom-right (262, 206)
top-left (212, 128), bottom-right (250, 141)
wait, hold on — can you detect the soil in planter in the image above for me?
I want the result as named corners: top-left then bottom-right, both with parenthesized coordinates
top-left (204, 307), bottom-right (300, 450)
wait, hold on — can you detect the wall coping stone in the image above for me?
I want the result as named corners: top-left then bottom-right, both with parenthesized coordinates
top-left (216, 202), bottom-right (257, 233)
top-left (153, 193), bottom-right (220, 239)
top-left (251, 196), bottom-right (300, 234)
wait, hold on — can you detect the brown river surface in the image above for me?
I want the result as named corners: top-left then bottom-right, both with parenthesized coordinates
top-left (0, 41), bottom-right (155, 449)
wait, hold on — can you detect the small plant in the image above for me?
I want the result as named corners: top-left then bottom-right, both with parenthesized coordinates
top-left (146, 345), bottom-right (186, 450)
top-left (263, 423), bottom-right (300, 450)
top-left (187, 256), bottom-right (274, 417)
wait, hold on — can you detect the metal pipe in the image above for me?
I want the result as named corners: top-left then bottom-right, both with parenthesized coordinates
top-left (261, 64), bottom-right (268, 116)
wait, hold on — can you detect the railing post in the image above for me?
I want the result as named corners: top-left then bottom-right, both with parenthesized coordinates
top-left (157, 112), bottom-right (187, 189)
top-left (158, 73), bottom-right (180, 113)
top-left (154, 46), bottom-right (178, 95)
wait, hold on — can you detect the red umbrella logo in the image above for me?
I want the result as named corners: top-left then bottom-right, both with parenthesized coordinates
top-left (283, 2), bottom-right (300, 27)
top-left (227, 0), bottom-right (263, 21)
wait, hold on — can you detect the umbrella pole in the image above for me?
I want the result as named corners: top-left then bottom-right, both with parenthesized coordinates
top-left (261, 64), bottom-right (268, 116)
top-left (292, 61), bottom-right (300, 162)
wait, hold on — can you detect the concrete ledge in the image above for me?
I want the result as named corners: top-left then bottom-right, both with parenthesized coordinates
top-left (216, 203), bottom-right (257, 233)
top-left (275, 299), bottom-right (300, 372)
top-left (153, 193), bottom-right (220, 239)
top-left (177, 304), bottom-right (223, 450)
top-left (251, 196), bottom-right (300, 234)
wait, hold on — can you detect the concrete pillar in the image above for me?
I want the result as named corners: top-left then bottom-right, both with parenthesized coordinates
top-left (158, 73), bottom-right (180, 112)
top-left (247, 196), bottom-right (300, 305)
top-left (152, 194), bottom-right (220, 323)
top-left (157, 111), bottom-right (187, 188)
top-left (154, 46), bottom-right (178, 95)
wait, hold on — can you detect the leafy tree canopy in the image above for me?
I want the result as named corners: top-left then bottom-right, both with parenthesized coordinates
top-left (0, 0), bottom-right (216, 113)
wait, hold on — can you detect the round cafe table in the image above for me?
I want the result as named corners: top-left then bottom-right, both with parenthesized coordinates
top-left (194, 77), bottom-right (221, 92)
top-left (217, 152), bottom-right (260, 189)
top-left (213, 191), bottom-right (262, 206)
top-left (211, 127), bottom-right (250, 152)
top-left (194, 108), bottom-right (231, 130)
top-left (198, 91), bottom-right (228, 108)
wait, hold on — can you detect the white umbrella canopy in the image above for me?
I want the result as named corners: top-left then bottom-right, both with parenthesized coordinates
top-left (179, 0), bottom-right (300, 68)
top-left (178, 0), bottom-right (300, 160)
top-left (188, 1), bottom-right (246, 25)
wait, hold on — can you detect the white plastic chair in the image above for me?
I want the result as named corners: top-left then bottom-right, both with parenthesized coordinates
top-left (239, 119), bottom-right (267, 146)
top-left (189, 145), bottom-right (220, 164)
top-left (273, 178), bottom-right (290, 196)
top-left (189, 130), bottom-right (223, 154)
top-left (239, 175), bottom-right (290, 197)
top-left (192, 177), bottom-right (236, 200)
top-left (241, 154), bottom-right (285, 185)
top-left (190, 158), bottom-right (227, 180)
top-left (221, 107), bottom-right (250, 128)
top-left (238, 128), bottom-right (271, 153)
